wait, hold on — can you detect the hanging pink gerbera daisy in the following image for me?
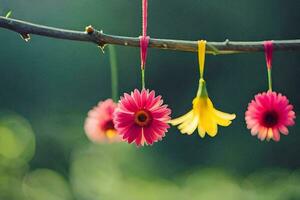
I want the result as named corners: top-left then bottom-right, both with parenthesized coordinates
top-left (113, 89), bottom-right (171, 146)
top-left (84, 99), bottom-right (121, 143)
top-left (245, 91), bottom-right (296, 141)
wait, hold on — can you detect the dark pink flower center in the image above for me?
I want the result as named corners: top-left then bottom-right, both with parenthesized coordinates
top-left (134, 109), bottom-right (152, 127)
top-left (104, 120), bottom-right (115, 131)
top-left (262, 110), bottom-right (279, 128)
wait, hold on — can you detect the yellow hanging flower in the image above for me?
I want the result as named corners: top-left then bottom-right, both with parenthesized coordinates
top-left (170, 40), bottom-right (236, 138)
top-left (170, 79), bottom-right (236, 137)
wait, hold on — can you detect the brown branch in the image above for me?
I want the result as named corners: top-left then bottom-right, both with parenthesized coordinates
top-left (1, 16), bottom-right (300, 54)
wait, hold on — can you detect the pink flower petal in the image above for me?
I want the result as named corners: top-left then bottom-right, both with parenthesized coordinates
top-left (272, 128), bottom-right (280, 141)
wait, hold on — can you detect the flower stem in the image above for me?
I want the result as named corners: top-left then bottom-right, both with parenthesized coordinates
top-left (108, 45), bottom-right (119, 102)
top-left (141, 69), bottom-right (146, 89)
top-left (267, 68), bottom-right (272, 91)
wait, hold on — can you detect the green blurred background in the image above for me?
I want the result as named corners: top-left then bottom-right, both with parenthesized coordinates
top-left (0, 0), bottom-right (299, 199)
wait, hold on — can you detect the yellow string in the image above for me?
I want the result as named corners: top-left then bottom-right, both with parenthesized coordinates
top-left (198, 40), bottom-right (206, 79)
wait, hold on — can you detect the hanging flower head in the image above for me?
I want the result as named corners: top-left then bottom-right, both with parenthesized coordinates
top-left (245, 41), bottom-right (296, 141)
top-left (84, 99), bottom-right (121, 143)
top-left (170, 40), bottom-right (236, 138)
top-left (170, 79), bottom-right (236, 137)
top-left (114, 2), bottom-right (171, 147)
top-left (245, 91), bottom-right (295, 141)
top-left (113, 89), bottom-right (171, 146)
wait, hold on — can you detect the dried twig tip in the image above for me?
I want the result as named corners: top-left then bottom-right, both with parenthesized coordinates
top-left (98, 44), bottom-right (107, 54)
top-left (85, 25), bottom-right (94, 34)
top-left (20, 33), bottom-right (30, 42)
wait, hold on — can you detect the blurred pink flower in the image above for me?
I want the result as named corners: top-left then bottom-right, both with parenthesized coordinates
top-left (84, 99), bottom-right (121, 143)
top-left (113, 89), bottom-right (171, 146)
top-left (245, 91), bottom-right (296, 141)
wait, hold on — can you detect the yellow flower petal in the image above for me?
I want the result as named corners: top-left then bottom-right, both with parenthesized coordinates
top-left (213, 113), bottom-right (232, 127)
top-left (169, 110), bottom-right (193, 125)
top-left (214, 117), bottom-right (232, 126)
top-left (214, 109), bottom-right (236, 121)
top-left (178, 113), bottom-right (194, 130)
top-left (181, 115), bottom-right (199, 135)
top-left (197, 123), bottom-right (206, 138)
top-left (202, 112), bottom-right (218, 137)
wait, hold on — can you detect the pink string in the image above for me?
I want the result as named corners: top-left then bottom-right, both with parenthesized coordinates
top-left (140, 36), bottom-right (149, 69)
top-left (264, 41), bottom-right (273, 69)
top-left (142, 0), bottom-right (148, 37)
top-left (140, 0), bottom-right (149, 69)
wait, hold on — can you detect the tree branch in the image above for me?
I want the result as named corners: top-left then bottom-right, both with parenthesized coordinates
top-left (1, 16), bottom-right (300, 55)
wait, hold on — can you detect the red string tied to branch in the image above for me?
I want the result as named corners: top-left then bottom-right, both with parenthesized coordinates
top-left (140, 0), bottom-right (150, 70)
top-left (264, 41), bottom-right (274, 69)
top-left (140, 36), bottom-right (150, 70)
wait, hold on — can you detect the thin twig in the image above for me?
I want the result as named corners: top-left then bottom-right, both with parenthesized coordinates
top-left (1, 16), bottom-right (300, 55)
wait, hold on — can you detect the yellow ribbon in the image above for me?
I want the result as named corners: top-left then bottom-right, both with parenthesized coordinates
top-left (198, 40), bottom-right (206, 79)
